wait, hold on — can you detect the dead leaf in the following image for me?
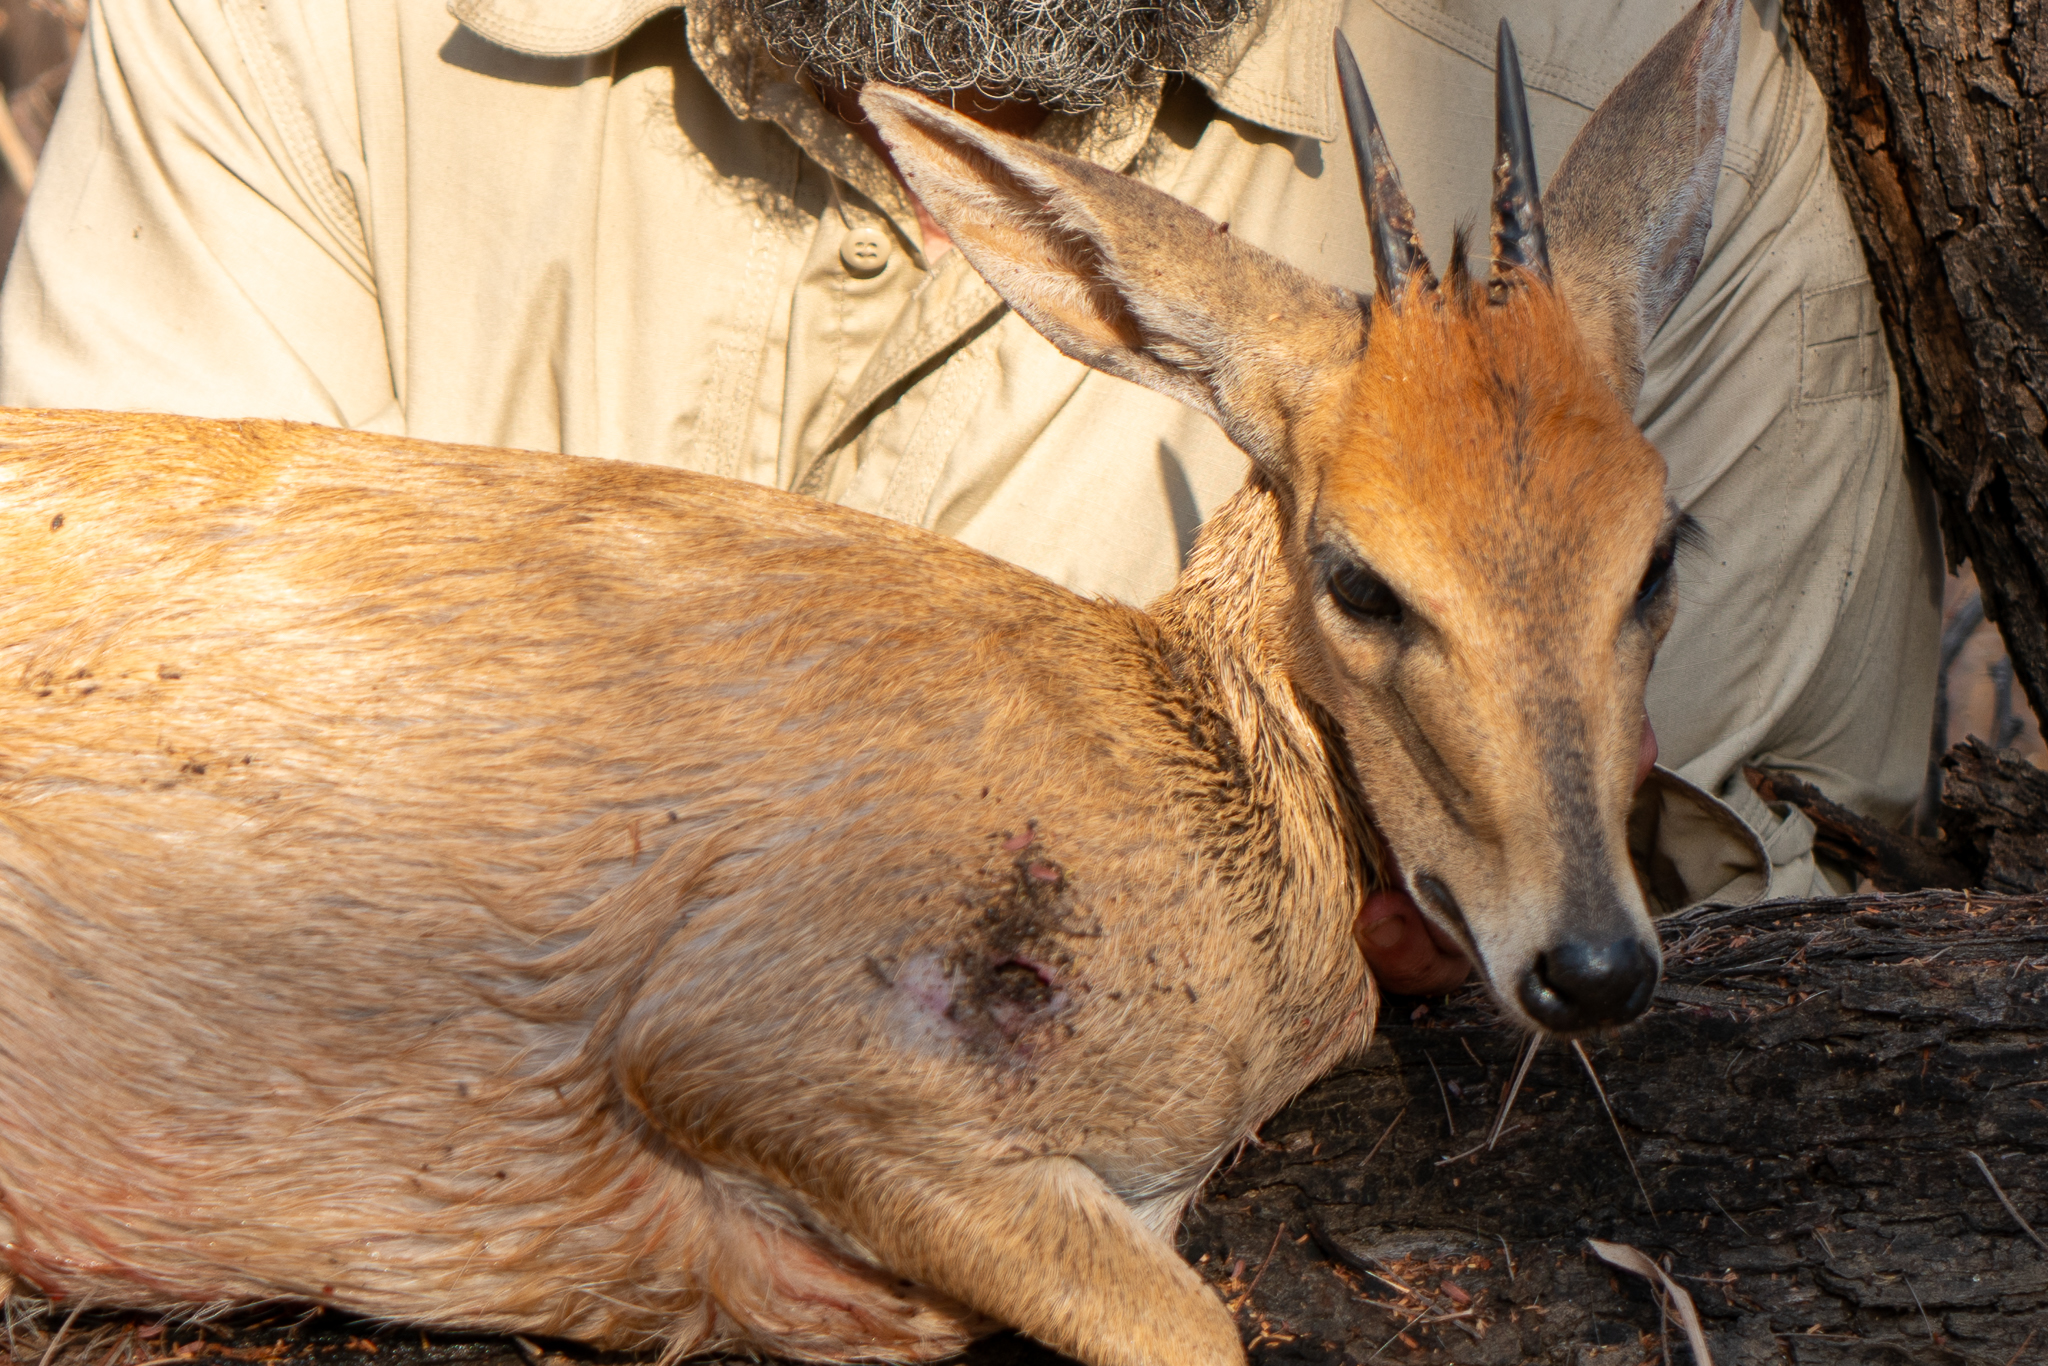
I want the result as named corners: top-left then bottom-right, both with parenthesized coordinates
top-left (1586, 1238), bottom-right (1715, 1366)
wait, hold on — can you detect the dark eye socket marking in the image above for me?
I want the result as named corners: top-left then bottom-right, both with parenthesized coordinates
top-left (1636, 512), bottom-right (1705, 614)
top-left (1636, 543), bottom-right (1675, 607)
top-left (1328, 557), bottom-right (1405, 624)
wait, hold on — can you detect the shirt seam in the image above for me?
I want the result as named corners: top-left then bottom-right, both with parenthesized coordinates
top-left (1362, 0), bottom-right (1608, 109)
top-left (217, 0), bottom-right (373, 276)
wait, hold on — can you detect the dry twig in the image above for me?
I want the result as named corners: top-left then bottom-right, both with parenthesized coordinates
top-left (1967, 1150), bottom-right (2048, 1253)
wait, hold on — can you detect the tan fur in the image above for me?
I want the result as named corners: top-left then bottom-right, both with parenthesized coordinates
top-left (0, 414), bottom-right (1363, 1366)
top-left (1297, 276), bottom-right (1671, 986)
top-left (0, 5), bottom-right (1743, 1364)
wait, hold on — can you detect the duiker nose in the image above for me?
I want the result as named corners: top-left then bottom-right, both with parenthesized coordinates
top-left (1519, 936), bottom-right (1658, 1031)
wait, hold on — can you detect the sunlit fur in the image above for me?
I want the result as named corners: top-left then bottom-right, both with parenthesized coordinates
top-left (0, 413), bottom-right (1371, 1366)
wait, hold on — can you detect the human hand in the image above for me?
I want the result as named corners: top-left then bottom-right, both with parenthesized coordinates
top-left (1355, 887), bottom-right (1473, 995)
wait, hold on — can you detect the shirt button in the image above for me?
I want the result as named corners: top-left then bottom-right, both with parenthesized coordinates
top-left (840, 225), bottom-right (893, 277)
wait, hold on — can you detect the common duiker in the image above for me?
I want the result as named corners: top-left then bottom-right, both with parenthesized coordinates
top-left (0, 3), bottom-right (1741, 1365)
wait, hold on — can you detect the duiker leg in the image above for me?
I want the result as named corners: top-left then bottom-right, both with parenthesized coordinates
top-left (842, 1155), bottom-right (1241, 1366)
top-left (697, 1211), bottom-right (987, 1363)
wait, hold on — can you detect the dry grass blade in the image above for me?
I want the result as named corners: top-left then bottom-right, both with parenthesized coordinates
top-left (1573, 1038), bottom-right (1657, 1222)
top-left (1358, 1105), bottom-right (1406, 1171)
top-left (1366, 1300), bottom-right (1434, 1360)
top-left (1586, 1239), bottom-right (1715, 1366)
top-left (94, 1327), bottom-right (136, 1366)
top-left (1901, 1273), bottom-right (1936, 1340)
top-left (1437, 1123), bottom-right (1530, 1166)
top-left (36, 1305), bottom-right (84, 1366)
top-left (1245, 1220), bottom-right (1287, 1295)
top-left (1966, 1150), bottom-right (2048, 1253)
top-left (1488, 1032), bottom-right (1541, 1150)
top-left (1709, 1194), bottom-right (1751, 1239)
top-left (1425, 1052), bottom-right (1456, 1138)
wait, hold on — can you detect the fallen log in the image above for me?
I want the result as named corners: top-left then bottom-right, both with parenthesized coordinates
top-left (1154, 888), bottom-right (2048, 1366)
top-left (3, 891), bottom-right (2043, 1366)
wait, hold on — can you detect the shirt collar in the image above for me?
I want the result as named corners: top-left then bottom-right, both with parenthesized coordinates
top-left (1187, 0), bottom-right (1341, 143)
top-left (447, 0), bottom-right (1343, 146)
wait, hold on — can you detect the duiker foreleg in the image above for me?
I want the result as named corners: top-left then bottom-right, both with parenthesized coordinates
top-left (833, 1155), bottom-right (1240, 1366)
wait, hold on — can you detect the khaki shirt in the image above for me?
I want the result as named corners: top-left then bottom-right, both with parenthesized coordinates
top-left (0, 0), bottom-right (1942, 904)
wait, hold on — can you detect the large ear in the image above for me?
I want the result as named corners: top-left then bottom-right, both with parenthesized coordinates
top-left (861, 85), bottom-right (1367, 476)
top-left (1544, 0), bottom-right (1743, 407)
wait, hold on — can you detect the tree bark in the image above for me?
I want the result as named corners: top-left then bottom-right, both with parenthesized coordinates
top-left (1147, 889), bottom-right (2048, 1365)
top-left (1776, 0), bottom-right (2048, 728)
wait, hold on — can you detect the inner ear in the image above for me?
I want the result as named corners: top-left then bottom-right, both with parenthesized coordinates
top-left (867, 91), bottom-right (1125, 336)
top-left (863, 82), bottom-right (1371, 474)
top-left (936, 142), bottom-right (1147, 353)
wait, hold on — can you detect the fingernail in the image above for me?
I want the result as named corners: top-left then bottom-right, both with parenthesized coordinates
top-left (1366, 916), bottom-right (1406, 949)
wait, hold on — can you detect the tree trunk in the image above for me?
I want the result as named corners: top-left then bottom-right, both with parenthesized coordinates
top-left (1776, 0), bottom-right (2048, 729)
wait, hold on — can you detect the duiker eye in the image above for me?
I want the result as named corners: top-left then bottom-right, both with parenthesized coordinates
top-left (1635, 542), bottom-right (1675, 611)
top-left (1329, 559), bottom-right (1404, 624)
top-left (1638, 513), bottom-right (1704, 615)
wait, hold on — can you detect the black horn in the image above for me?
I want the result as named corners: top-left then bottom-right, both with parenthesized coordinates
top-left (1490, 19), bottom-right (1551, 290)
top-left (1335, 29), bottom-right (1435, 307)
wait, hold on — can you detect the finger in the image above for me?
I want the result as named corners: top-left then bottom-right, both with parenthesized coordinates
top-left (1355, 889), bottom-right (1473, 996)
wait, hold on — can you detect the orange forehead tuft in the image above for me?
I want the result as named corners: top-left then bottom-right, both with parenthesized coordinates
top-left (1315, 277), bottom-right (1669, 625)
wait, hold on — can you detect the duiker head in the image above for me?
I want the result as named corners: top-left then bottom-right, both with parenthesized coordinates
top-left (863, 0), bottom-right (1743, 1034)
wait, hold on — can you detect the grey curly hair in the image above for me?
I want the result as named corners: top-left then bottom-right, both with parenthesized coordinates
top-left (745, 0), bottom-right (1254, 114)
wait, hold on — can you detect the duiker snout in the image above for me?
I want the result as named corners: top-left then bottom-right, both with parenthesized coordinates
top-left (1518, 909), bottom-right (1661, 1032)
top-left (1416, 846), bottom-right (1662, 1034)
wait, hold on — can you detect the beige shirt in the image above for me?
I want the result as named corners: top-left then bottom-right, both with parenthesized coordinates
top-left (0, 0), bottom-right (1942, 904)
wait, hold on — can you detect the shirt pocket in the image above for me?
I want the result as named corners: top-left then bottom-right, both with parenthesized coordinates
top-left (1800, 279), bottom-right (1886, 403)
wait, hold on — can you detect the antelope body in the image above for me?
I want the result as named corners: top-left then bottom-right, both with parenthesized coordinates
top-left (0, 5), bottom-right (1743, 1366)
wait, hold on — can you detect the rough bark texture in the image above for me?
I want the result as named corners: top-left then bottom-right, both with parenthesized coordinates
top-left (1150, 889), bottom-right (2048, 1366)
top-left (1746, 764), bottom-right (1975, 890)
top-left (6, 892), bottom-right (2044, 1366)
top-left (1940, 738), bottom-right (2048, 890)
top-left (1777, 0), bottom-right (2048, 727)
top-left (1751, 738), bottom-right (2048, 892)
